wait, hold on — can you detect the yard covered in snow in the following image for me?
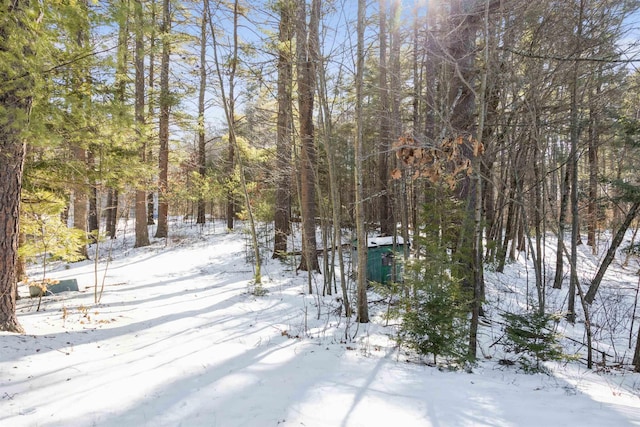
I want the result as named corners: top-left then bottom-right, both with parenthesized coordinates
top-left (1, 219), bottom-right (640, 426)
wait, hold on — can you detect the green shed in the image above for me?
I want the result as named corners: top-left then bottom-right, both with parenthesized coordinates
top-left (353, 236), bottom-right (407, 284)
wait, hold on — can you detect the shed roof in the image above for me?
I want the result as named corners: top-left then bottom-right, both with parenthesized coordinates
top-left (367, 236), bottom-right (405, 248)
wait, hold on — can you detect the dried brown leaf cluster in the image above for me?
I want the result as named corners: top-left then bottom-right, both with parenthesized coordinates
top-left (392, 135), bottom-right (484, 189)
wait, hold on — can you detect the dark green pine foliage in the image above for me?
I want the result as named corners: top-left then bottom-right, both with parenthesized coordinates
top-left (395, 187), bottom-right (470, 365)
top-left (502, 311), bottom-right (567, 373)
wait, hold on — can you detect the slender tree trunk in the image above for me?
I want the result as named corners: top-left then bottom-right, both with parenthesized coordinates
top-left (587, 74), bottom-right (601, 252)
top-left (273, 0), bottom-right (294, 259)
top-left (147, 0), bottom-right (157, 226)
top-left (106, 189), bottom-right (118, 239)
top-left (553, 156), bottom-right (570, 289)
top-left (296, 0), bottom-right (319, 273)
top-left (109, 0), bottom-right (128, 240)
top-left (633, 320), bottom-right (640, 372)
top-left (88, 153), bottom-right (99, 241)
top-left (316, 5), bottom-right (350, 316)
top-left (224, 0), bottom-right (238, 232)
top-left (355, 0), bottom-right (369, 323)
top-left (469, 0), bottom-right (490, 360)
top-left (73, 147), bottom-right (89, 259)
top-left (378, 0), bottom-right (393, 236)
top-left (533, 132), bottom-right (545, 312)
top-left (155, 0), bottom-right (170, 238)
top-left (196, 3), bottom-right (208, 225)
top-left (134, 0), bottom-right (150, 248)
top-left (567, 0), bottom-right (585, 323)
top-left (208, 0), bottom-right (261, 283)
top-left (585, 201), bottom-right (640, 304)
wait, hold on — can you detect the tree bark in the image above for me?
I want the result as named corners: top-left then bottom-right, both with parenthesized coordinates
top-left (553, 154), bottom-right (570, 289)
top-left (88, 154), bottom-right (99, 242)
top-left (0, 0), bottom-right (32, 333)
top-left (634, 319), bottom-right (640, 372)
top-left (72, 146), bottom-right (89, 258)
top-left (273, 0), bottom-right (294, 259)
top-left (378, 0), bottom-right (393, 236)
top-left (585, 201), bottom-right (640, 304)
top-left (196, 2), bottom-right (208, 225)
top-left (134, 0), bottom-right (150, 248)
top-left (109, 0), bottom-right (128, 240)
top-left (355, 0), bottom-right (369, 323)
top-left (296, 0), bottom-right (319, 273)
top-left (106, 188), bottom-right (118, 239)
top-left (587, 72), bottom-right (601, 251)
top-left (224, 0), bottom-right (239, 231)
top-left (147, 0), bottom-right (157, 227)
top-left (567, 0), bottom-right (585, 324)
top-left (155, 0), bottom-right (170, 238)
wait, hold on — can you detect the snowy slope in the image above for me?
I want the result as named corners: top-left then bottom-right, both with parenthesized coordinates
top-left (1, 220), bottom-right (639, 427)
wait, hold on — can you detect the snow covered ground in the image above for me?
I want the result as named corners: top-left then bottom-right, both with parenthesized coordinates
top-left (1, 219), bottom-right (640, 426)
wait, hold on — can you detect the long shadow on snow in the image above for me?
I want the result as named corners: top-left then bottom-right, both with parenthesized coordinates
top-left (14, 271), bottom-right (238, 323)
top-left (1, 276), bottom-right (250, 365)
top-left (73, 334), bottom-right (639, 427)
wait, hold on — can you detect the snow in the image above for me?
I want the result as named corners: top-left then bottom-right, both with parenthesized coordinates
top-left (367, 236), bottom-right (406, 247)
top-left (2, 219), bottom-right (640, 427)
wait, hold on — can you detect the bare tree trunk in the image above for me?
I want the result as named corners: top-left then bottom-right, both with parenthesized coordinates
top-left (196, 3), bottom-right (208, 226)
top-left (155, 0), bottom-right (170, 238)
top-left (587, 72), bottom-right (601, 252)
top-left (208, 0), bottom-right (261, 283)
top-left (134, 0), bottom-right (150, 248)
top-left (378, 0), bottom-right (393, 236)
top-left (296, 0), bottom-right (319, 273)
top-left (553, 155), bottom-right (570, 289)
top-left (109, 0), bottom-right (127, 240)
top-left (88, 153), bottom-right (99, 241)
top-left (634, 318), bottom-right (640, 372)
top-left (585, 201), bottom-right (640, 304)
top-left (73, 147), bottom-right (89, 259)
top-left (355, 0), bottom-right (369, 323)
top-left (567, 0), bottom-right (585, 324)
top-left (146, 0), bottom-right (157, 227)
top-left (273, 0), bottom-right (294, 259)
top-left (0, 0), bottom-right (31, 333)
top-left (0, 129), bottom-right (26, 332)
top-left (468, 0), bottom-right (490, 360)
top-left (224, 0), bottom-right (238, 232)
top-left (316, 4), bottom-right (350, 316)
top-left (106, 189), bottom-right (118, 239)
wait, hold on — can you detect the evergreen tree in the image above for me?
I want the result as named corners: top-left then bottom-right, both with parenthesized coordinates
top-left (0, 0), bottom-right (36, 333)
top-left (396, 188), bottom-right (470, 365)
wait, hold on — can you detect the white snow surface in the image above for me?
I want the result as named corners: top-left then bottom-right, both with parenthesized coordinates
top-left (1, 219), bottom-right (640, 427)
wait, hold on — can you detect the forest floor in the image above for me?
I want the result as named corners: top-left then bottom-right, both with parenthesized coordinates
top-left (1, 219), bottom-right (640, 426)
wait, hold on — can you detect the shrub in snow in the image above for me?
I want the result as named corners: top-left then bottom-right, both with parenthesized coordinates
top-left (502, 311), bottom-right (568, 373)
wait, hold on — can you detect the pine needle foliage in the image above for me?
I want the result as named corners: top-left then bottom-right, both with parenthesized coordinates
top-left (398, 267), bottom-right (469, 365)
top-left (502, 311), bottom-right (567, 373)
top-left (19, 189), bottom-right (87, 279)
top-left (392, 187), bottom-right (470, 365)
